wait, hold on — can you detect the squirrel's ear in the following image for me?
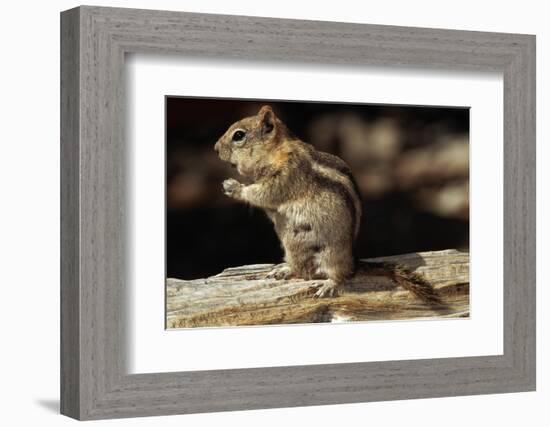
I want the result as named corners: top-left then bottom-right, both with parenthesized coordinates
top-left (258, 105), bottom-right (275, 135)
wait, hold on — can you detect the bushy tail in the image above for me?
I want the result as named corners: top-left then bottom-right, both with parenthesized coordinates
top-left (356, 261), bottom-right (442, 305)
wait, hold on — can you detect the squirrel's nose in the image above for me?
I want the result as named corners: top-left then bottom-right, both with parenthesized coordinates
top-left (214, 141), bottom-right (220, 153)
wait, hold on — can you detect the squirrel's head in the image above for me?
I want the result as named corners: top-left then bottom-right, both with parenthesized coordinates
top-left (214, 105), bottom-right (284, 179)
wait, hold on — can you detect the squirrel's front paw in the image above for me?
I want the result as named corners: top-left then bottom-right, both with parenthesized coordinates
top-left (222, 178), bottom-right (243, 198)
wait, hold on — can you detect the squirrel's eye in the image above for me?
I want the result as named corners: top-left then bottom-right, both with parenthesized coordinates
top-left (232, 130), bottom-right (246, 142)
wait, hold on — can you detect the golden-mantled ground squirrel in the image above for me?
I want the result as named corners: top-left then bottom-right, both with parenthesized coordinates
top-left (215, 105), bottom-right (440, 302)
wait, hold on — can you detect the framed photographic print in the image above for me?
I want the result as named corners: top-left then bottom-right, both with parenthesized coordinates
top-left (61, 5), bottom-right (536, 420)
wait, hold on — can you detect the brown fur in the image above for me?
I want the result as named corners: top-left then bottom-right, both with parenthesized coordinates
top-left (215, 105), bottom-right (439, 302)
top-left (272, 147), bottom-right (290, 169)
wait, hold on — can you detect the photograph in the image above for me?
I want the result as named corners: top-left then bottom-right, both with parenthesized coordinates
top-left (165, 97), bottom-right (470, 328)
top-left (53, 4), bottom-right (537, 421)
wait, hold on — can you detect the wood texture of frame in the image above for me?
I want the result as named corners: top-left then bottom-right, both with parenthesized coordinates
top-left (60, 5), bottom-right (536, 420)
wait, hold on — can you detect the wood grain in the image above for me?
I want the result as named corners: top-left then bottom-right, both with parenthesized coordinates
top-left (167, 250), bottom-right (469, 328)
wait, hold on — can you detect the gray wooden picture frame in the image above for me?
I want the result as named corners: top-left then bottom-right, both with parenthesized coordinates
top-left (60, 5), bottom-right (536, 420)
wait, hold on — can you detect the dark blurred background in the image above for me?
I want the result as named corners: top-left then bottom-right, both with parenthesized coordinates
top-left (166, 97), bottom-right (469, 280)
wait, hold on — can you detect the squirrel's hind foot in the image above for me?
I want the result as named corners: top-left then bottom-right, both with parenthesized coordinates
top-left (266, 264), bottom-right (294, 280)
top-left (312, 279), bottom-right (342, 298)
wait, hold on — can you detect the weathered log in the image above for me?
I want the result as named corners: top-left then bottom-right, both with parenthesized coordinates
top-left (166, 249), bottom-right (469, 329)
